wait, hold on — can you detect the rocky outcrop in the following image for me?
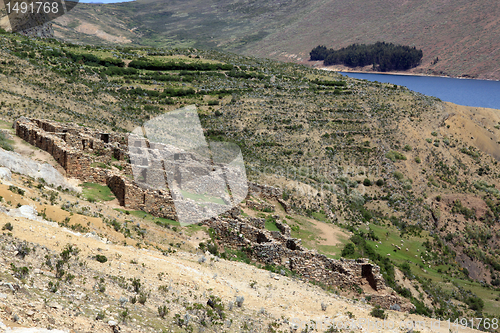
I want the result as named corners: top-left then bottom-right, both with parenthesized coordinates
top-left (18, 22), bottom-right (54, 38)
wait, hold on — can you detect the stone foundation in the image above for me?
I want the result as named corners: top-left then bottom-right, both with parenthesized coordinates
top-left (205, 215), bottom-right (414, 311)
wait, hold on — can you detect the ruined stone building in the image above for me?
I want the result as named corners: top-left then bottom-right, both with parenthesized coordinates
top-left (13, 118), bottom-right (414, 311)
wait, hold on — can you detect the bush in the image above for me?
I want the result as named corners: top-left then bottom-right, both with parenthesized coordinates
top-left (10, 263), bottom-right (29, 279)
top-left (2, 222), bottom-right (13, 231)
top-left (393, 171), bottom-right (404, 180)
top-left (131, 277), bottom-right (141, 293)
top-left (8, 185), bottom-right (25, 196)
top-left (363, 178), bottom-right (372, 186)
top-left (16, 243), bottom-right (31, 259)
top-left (158, 305), bottom-right (168, 318)
top-left (95, 254), bottom-right (108, 263)
top-left (138, 292), bottom-right (147, 305)
top-left (370, 306), bottom-right (387, 319)
top-left (385, 151), bottom-right (406, 162)
top-left (376, 179), bottom-right (385, 186)
top-left (341, 243), bottom-right (355, 257)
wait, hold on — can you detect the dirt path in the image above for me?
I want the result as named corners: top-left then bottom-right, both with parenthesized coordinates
top-left (308, 218), bottom-right (349, 246)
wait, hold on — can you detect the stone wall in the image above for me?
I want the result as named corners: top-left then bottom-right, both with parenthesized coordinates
top-left (246, 199), bottom-right (275, 212)
top-left (247, 182), bottom-right (291, 213)
top-left (205, 215), bottom-right (414, 312)
top-left (14, 118), bottom-right (177, 220)
top-left (248, 182), bottom-right (283, 199)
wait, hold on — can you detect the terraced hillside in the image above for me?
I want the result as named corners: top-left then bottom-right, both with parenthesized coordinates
top-left (0, 31), bottom-right (500, 325)
top-left (8, 0), bottom-right (497, 79)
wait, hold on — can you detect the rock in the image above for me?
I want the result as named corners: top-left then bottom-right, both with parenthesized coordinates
top-left (47, 302), bottom-right (62, 309)
top-left (389, 304), bottom-right (401, 311)
top-left (108, 320), bottom-right (118, 326)
top-left (0, 167), bottom-right (12, 181)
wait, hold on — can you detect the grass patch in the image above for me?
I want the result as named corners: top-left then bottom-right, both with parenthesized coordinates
top-left (90, 162), bottom-right (110, 169)
top-left (311, 211), bottom-right (328, 222)
top-left (385, 150), bottom-right (407, 162)
top-left (0, 132), bottom-right (14, 151)
top-left (114, 209), bottom-right (180, 227)
top-left (180, 189), bottom-right (226, 205)
top-left (81, 182), bottom-right (115, 202)
top-left (265, 219), bottom-right (280, 232)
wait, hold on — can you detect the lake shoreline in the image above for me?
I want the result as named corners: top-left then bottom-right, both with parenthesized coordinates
top-left (319, 66), bottom-right (500, 82)
top-left (334, 71), bottom-right (500, 110)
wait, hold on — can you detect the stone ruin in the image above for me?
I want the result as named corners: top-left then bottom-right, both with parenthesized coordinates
top-left (15, 117), bottom-right (177, 219)
top-left (13, 117), bottom-right (414, 311)
top-left (207, 208), bottom-right (414, 312)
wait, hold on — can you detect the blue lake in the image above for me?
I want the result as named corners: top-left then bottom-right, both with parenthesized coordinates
top-left (339, 72), bottom-right (500, 110)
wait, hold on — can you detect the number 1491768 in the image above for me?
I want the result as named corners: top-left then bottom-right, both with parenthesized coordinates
top-left (448, 318), bottom-right (498, 330)
top-left (6, 1), bottom-right (59, 14)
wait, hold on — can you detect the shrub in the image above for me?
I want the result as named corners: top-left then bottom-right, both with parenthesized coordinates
top-left (2, 222), bottom-right (13, 231)
top-left (16, 242), bottom-right (31, 259)
top-left (10, 263), bottom-right (29, 279)
top-left (393, 171), bottom-right (404, 180)
top-left (385, 151), bottom-right (406, 162)
top-left (48, 281), bottom-right (59, 293)
top-left (341, 243), bottom-right (355, 257)
top-left (158, 305), bottom-right (168, 318)
top-left (370, 306), bottom-right (387, 319)
top-left (403, 144), bottom-right (412, 151)
top-left (138, 292), bottom-right (147, 305)
top-left (376, 179), bottom-right (385, 186)
top-left (8, 185), bottom-right (25, 196)
top-left (119, 308), bottom-right (129, 323)
top-left (131, 277), bottom-right (141, 293)
top-left (95, 254), bottom-right (108, 263)
top-left (363, 178), bottom-right (372, 186)
top-left (415, 156), bottom-right (421, 163)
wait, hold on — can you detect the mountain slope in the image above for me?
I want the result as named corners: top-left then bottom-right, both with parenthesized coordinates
top-left (1, 31), bottom-right (500, 321)
top-left (43, 0), bottom-right (500, 79)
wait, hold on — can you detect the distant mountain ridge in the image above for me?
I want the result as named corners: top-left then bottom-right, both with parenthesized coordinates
top-left (47, 0), bottom-right (500, 79)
